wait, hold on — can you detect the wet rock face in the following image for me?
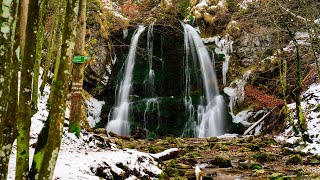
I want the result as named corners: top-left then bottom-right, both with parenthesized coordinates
top-left (84, 42), bottom-right (110, 86)
top-left (100, 23), bottom-right (189, 136)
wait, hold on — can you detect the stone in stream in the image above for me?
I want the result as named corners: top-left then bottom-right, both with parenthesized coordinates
top-left (286, 154), bottom-right (303, 164)
top-left (210, 154), bottom-right (232, 168)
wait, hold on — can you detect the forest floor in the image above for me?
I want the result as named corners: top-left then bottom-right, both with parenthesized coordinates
top-left (111, 134), bottom-right (320, 179)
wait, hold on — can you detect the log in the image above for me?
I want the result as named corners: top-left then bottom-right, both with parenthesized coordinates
top-left (243, 106), bottom-right (277, 135)
top-left (151, 148), bottom-right (179, 161)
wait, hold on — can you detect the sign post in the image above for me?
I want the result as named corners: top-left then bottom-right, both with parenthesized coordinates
top-left (73, 56), bottom-right (91, 63)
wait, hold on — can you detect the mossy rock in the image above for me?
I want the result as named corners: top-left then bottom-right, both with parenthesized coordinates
top-left (210, 154), bottom-right (232, 168)
top-left (185, 145), bottom-right (196, 151)
top-left (237, 147), bottom-right (251, 152)
top-left (282, 147), bottom-right (294, 155)
top-left (94, 128), bottom-right (107, 134)
top-left (286, 154), bottom-right (303, 164)
top-left (251, 163), bottom-right (263, 170)
top-left (246, 136), bottom-right (254, 143)
top-left (248, 161), bottom-right (262, 170)
top-left (269, 173), bottom-right (292, 180)
top-left (177, 163), bottom-right (191, 169)
top-left (157, 172), bottom-right (170, 179)
top-left (262, 137), bottom-right (278, 145)
top-left (148, 146), bottom-right (165, 153)
top-left (307, 155), bottom-right (320, 164)
top-left (206, 137), bottom-right (219, 142)
top-left (186, 152), bottom-right (202, 158)
top-left (219, 146), bottom-right (230, 151)
top-left (246, 143), bottom-right (260, 151)
top-left (257, 142), bottom-right (267, 148)
top-left (254, 152), bottom-right (276, 163)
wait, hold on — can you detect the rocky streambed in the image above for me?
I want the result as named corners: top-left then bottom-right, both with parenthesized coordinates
top-left (105, 134), bottom-right (320, 179)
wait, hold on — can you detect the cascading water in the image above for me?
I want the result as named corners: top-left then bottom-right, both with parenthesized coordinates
top-left (106, 26), bottom-right (146, 136)
top-left (143, 98), bottom-right (160, 130)
top-left (182, 23), bottom-right (225, 137)
top-left (144, 22), bottom-right (155, 97)
top-left (181, 22), bottom-right (196, 137)
top-left (143, 22), bottom-right (161, 131)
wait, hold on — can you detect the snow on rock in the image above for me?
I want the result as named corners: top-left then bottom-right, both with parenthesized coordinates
top-left (224, 70), bottom-right (251, 116)
top-left (232, 110), bottom-right (253, 127)
top-left (277, 83), bottom-right (320, 155)
top-left (150, 148), bottom-right (179, 161)
top-left (85, 97), bottom-right (105, 127)
top-left (90, 149), bottom-right (162, 179)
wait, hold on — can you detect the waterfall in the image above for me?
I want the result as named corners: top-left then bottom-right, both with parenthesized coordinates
top-left (181, 22), bottom-right (196, 137)
top-left (106, 26), bottom-right (146, 136)
top-left (182, 23), bottom-right (225, 137)
top-left (144, 22), bottom-right (155, 97)
top-left (143, 98), bottom-right (160, 130)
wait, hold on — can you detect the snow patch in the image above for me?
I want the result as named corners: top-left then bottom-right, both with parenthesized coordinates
top-left (277, 83), bottom-right (320, 155)
top-left (85, 97), bottom-right (105, 127)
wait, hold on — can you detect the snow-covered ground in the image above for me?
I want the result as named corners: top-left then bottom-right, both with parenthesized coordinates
top-left (7, 78), bottom-right (162, 179)
top-left (277, 83), bottom-right (320, 155)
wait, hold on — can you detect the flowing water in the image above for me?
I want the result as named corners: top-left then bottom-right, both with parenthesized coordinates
top-left (144, 22), bottom-right (155, 97)
top-left (106, 26), bottom-right (146, 136)
top-left (107, 23), bottom-right (225, 137)
top-left (182, 23), bottom-right (225, 137)
top-left (143, 98), bottom-right (160, 130)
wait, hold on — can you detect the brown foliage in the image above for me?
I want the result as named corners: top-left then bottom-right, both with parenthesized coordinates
top-left (120, 1), bottom-right (139, 19)
top-left (245, 85), bottom-right (284, 109)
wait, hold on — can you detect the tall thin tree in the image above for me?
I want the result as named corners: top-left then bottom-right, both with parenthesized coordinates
top-left (0, 0), bottom-right (19, 178)
top-left (30, 0), bottom-right (80, 178)
top-left (15, 0), bottom-right (40, 178)
top-left (69, 0), bottom-right (87, 137)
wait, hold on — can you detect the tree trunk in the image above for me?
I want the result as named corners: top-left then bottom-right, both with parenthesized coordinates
top-left (19, 0), bottom-right (29, 57)
top-left (30, 0), bottom-right (80, 178)
top-left (279, 54), bottom-right (298, 135)
top-left (69, 0), bottom-right (87, 137)
top-left (291, 34), bottom-right (311, 142)
top-left (1, 33), bottom-right (19, 179)
top-left (15, 0), bottom-right (40, 178)
top-left (0, 0), bottom-right (19, 178)
top-left (32, 0), bottom-right (48, 115)
top-left (39, 0), bottom-right (62, 95)
top-left (48, 0), bottom-right (67, 105)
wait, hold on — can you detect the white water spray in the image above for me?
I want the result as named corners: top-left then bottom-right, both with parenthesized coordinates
top-left (106, 26), bottom-right (146, 136)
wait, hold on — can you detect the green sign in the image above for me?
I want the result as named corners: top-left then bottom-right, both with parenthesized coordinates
top-left (73, 56), bottom-right (91, 63)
